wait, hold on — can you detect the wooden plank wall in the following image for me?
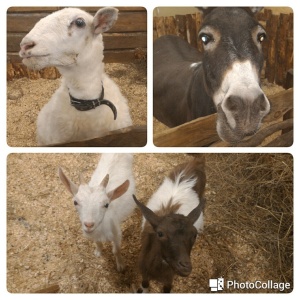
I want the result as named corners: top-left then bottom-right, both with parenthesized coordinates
top-left (153, 9), bottom-right (293, 87)
top-left (7, 7), bottom-right (147, 80)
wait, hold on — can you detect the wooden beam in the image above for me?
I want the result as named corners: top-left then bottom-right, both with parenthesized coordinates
top-left (48, 125), bottom-right (147, 147)
top-left (153, 89), bottom-right (293, 147)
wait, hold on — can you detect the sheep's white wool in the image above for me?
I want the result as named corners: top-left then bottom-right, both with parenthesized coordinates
top-left (19, 7), bottom-right (132, 145)
top-left (144, 171), bottom-right (204, 231)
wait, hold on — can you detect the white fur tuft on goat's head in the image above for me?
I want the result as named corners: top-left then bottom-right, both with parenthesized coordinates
top-left (19, 7), bottom-right (118, 70)
top-left (58, 167), bottom-right (129, 234)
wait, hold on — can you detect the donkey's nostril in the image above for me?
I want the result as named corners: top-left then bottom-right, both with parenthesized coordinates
top-left (255, 93), bottom-right (269, 111)
top-left (225, 96), bottom-right (242, 112)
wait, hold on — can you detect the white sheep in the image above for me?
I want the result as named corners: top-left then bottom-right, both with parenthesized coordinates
top-left (19, 7), bottom-right (132, 145)
top-left (58, 153), bottom-right (135, 272)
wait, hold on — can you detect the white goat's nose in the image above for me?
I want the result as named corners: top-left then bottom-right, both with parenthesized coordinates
top-left (84, 222), bottom-right (95, 229)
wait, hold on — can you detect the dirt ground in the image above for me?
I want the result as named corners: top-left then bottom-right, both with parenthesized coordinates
top-left (7, 153), bottom-right (293, 293)
top-left (7, 62), bottom-right (147, 147)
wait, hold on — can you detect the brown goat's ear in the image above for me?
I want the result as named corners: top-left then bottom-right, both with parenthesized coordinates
top-left (132, 195), bottom-right (161, 229)
top-left (58, 167), bottom-right (78, 196)
top-left (108, 180), bottom-right (129, 201)
top-left (93, 7), bottom-right (118, 34)
top-left (187, 198), bottom-right (206, 225)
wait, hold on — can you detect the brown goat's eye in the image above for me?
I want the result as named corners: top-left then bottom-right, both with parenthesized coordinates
top-left (74, 200), bottom-right (78, 206)
top-left (75, 18), bottom-right (86, 28)
top-left (157, 231), bottom-right (164, 238)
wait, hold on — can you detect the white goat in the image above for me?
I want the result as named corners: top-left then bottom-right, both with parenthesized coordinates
top-left (19, 7), bottom-right (132, 145)
top-left (58, 153), bottom-right (135, 272)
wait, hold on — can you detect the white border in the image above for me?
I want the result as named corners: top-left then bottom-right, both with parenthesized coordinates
top-left (2, 0), bottom-right (298, 299)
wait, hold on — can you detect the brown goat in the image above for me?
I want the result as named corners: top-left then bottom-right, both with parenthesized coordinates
top-left (133, 156), bottom-right (206, 292)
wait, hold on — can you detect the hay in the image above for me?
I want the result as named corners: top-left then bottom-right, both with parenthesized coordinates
top-left (7, 153), bottom-right (293, 293)
top-left (204, 153), bottom-right (293, 290)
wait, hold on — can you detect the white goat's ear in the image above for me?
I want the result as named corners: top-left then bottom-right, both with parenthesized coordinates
top-left (100, 174), bottom-right (109, 188)
top-left (107, 180), bottom-right (129, 201)
top-left (93, 7), bottom-right (118, 34)
top-left (58, 167), bottom-right (78, 196)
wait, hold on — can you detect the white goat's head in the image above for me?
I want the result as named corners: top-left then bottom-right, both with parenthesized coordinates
top-left (19, 7), bottom-right (118, 70)
top-left (58, 167), bottom-right (129, 234)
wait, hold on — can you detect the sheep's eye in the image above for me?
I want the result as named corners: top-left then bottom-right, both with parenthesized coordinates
top-left (104, 203), bottom-right (109, 208)
top-left (74, 200), bottom-right (78, 206)
top-left (200, 33), bottom-right (213, 45)
top-left (257, 32), bottom-right (266, 43)
top-left (157, 231), bottom-right (164, 238)
top-left (75, 18), bottom-right (86, 28)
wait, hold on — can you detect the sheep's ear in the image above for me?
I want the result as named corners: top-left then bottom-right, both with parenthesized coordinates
top-left (107, 180), bottom-right (129, 201)
top-left (187, 198), bottom-right (206, 225)
top-left (93, 7), bottom-right (118, 34)
top-left (58, 167), bottom-right (78, 196)
top-left (132, 195), bottom-right (161, 229)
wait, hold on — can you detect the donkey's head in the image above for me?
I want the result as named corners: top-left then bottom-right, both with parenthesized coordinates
top-left (199, 7), bottom-right (270, 143)
top-left (133, 195), bottom-right (204, 277)
top-left (59, 168), bottom-right (129, 234)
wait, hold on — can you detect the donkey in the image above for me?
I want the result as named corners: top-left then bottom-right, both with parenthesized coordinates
top-left (154, 7), bottom-right (270, 144)
top-left (133, 156), bottom-right (206, 292)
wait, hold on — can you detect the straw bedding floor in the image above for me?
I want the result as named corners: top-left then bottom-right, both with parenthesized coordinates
top-left (7, 153), bottom-right (293, 293)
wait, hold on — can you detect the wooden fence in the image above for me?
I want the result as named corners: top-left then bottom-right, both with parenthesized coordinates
top-left (7, 7), bottom-right (147, 80)
top-left (153, 9), bottom-right (293, 87)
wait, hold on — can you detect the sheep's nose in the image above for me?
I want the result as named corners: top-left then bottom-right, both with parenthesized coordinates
top-left (20, 41), bottom-right (35, 52)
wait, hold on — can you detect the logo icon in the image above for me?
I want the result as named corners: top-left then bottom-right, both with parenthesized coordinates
top-left (209, 278), bottom-right (224, 292)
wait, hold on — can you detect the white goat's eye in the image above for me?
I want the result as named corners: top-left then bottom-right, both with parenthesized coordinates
top-left (104, 203), bottom-right (109, 208)
top-left (74, 200), bottom-right (78, 206)
top-left (75, 18), bottom-right (86, 28)
top-left (257, 32), bottom-right (266, 43)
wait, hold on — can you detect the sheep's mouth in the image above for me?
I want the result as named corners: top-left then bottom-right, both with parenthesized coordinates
top-left (21, 54), bottom-right (50, 59)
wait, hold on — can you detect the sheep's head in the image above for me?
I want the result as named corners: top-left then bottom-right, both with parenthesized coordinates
top-left (19, 7), bottom-right (118, 70)
top-left (59, 168), bottom-right (129, 234)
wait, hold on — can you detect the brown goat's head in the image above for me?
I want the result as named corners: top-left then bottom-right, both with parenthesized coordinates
top-left (133, 195), bottom-right (204, 277)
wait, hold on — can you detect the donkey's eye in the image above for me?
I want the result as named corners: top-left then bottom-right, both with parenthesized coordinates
top-left (257, 32), bottom-right (266, 43)
top-left (200, 33), bottom-right (213, 45)
top-left (104, 203), bottom-right (109, 208)
top-left (74, 200), bottom-right (78, 206)
top-left (157, 231), bottom-right (164, 238)
top-left (75, 18), bottom-right (86, 28)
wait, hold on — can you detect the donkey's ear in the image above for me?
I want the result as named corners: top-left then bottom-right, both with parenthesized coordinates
top-left (132, 195), bottom-right (161, 229)
top-left (249, 7), bottom-right (264, 14)
top-left (187, 198), bottom-right (206, 225)
top-left (93, 7), bottom-right (118, 34)
top-left (58, 167), bottom-right (78, 196)
top-left (197, 7), bottom-right (216, 16)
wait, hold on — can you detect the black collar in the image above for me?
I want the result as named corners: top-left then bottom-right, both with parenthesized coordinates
top-left (69, 85), bottom-right (117, 120)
